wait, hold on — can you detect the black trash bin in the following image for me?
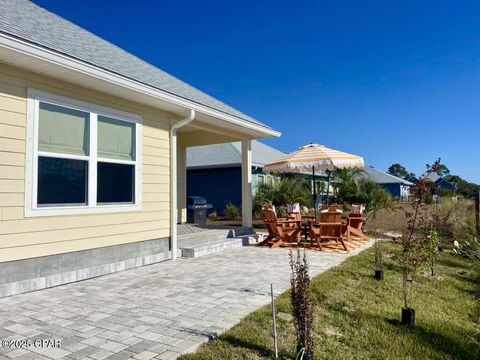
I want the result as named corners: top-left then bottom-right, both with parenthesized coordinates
top-left (187, 196), bottom-right (207, 225)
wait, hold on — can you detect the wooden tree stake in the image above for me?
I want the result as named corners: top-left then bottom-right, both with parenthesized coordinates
top-left (475, 191), bottom-right (480, 236)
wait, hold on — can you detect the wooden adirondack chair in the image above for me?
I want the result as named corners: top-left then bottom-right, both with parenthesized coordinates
top-left (344, 211), bottom-right (369, 241)
top-left (286, 203), bottom-right (315, 222)
top-left (309, 207), bottom-right (348, 251)
top-left (321, 204), bottom-right (343, 212)
top-left (260, 205), bottom-right (302, 248)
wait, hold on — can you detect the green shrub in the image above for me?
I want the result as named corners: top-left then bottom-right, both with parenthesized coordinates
top-left (224, 202), bottom-right (241, 220)
top-left (438, 188), bottom-right (454, 197)
top-left (330, 168), bottom-right (397, 223)
top-left (424, 192), bottom-right (434, 204)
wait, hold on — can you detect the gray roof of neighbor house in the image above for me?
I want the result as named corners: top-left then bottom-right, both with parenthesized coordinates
top-left (0, 0), bottom-right (270, 129)
top-left (422, 171), bottom-right (441, 182)
top-left (187, 141), bottom-right (286, 169)
top-left (361, 166), bottom-right (414, 186)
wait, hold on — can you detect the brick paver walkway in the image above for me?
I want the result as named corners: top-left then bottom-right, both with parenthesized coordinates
top-left (0, 242), bottom-right (372, 360)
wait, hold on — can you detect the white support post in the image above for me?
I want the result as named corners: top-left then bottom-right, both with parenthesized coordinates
top-left (170, 110), bottom-right (195, 260)
top-left (241, 139), bottom-right (253, 228)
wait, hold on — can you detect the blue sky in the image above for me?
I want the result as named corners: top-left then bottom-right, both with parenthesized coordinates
top-left (33, 0), bottom-right (480, 183)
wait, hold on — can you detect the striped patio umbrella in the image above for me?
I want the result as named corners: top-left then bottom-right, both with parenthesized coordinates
top-left (263, 143), bottom-right (364, 214)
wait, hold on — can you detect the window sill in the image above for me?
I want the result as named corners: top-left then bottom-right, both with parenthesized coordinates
top-left (24, 204), bottom-right (142, 217)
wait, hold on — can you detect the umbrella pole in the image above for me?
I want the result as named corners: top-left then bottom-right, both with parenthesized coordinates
top-left (312, 166), bottom-right (317, 221)
top-left (326, 170), bottom-right (331, 205)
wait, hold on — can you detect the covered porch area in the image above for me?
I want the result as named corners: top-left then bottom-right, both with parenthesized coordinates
top-left (170, 112), bottom-right (279, 259)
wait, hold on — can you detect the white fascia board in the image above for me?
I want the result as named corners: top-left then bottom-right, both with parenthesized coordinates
top-left (186, 162), bottom-right (264, 170)
top-left (0, 33), bottom-right (281, 138)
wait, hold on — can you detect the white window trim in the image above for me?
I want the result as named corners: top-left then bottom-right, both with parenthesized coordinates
top-left (25, 88), bottom-right (142, 217)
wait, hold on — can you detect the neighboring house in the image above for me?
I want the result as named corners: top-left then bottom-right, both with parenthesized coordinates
top-left (421, 172), bottom-right (457, 192)
top-left (0, 0), bottom-right (279, 297)
top-left (186, 141), bottom-right (286, 213)
top-left (360, 166), bottom-right (413, 200)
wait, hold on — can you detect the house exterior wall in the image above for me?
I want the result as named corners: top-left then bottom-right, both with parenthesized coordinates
top-left (0, 64), bottom-right (173, 296)
top-left (187, 167), bottom-right (242, 214)
top-left (380, 183), bottom-right (410, 201)
top-left (185, 166), bottom-right (276, 215)
top-left (380, 183), bottom-right (401, 198)
top-left (252, 168), bottom-right (275, 196)
top-left (436, 179), bottom-right (456, 191)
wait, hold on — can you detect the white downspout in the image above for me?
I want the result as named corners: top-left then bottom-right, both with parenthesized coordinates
top-left (170, 109), bottom-right (195, 260)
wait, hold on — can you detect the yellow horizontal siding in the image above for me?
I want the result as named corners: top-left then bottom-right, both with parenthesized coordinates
top-left (141, 201), bottom-right (169, 212)
top-left (143, 130), bottom-right (169, 143)
top-left (0, 64), bottom-right (173, 262)
top-left (0, 123), bottom-right (25, 140)
top-left (143, 174), bottom-right (169, 184)
top-left (0, 109), bottom-right (26, 127)
top-left (0, 166), bottom-right (24, 179)
top-left (143, 145), bottom-right (169, 156)
top-left (143, 192), bottom-right (170, 203)
top-left (143, 155), bottom-right (169, 167)
top-left (0, 228), bottom-right (170, 262)
top-left (1, 152), bottom-right (25, 166)
top-left (1, 207), bottom-right (23, 221)
top-left (0, 96), bottom-right (26, 114)
top-left (0, 193), bottom-right (23, 207)
top-left (0, 208), bottom-right (169, 234)
top-left (0, 218), bottom-right (169, 248)
top-left (143, 136), bottom-right (169, 149)
top-left (0, 179), bottom-right (24, 193)
top-left (143, 183), bottom-right (170, 194)
top-left (143, 164), bottom-right (169, 175)
top-left (0, 137), bottom-right (25, 153)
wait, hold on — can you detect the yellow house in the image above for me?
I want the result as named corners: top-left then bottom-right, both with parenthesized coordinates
top-left (0, 0), bottom-right (279, 297)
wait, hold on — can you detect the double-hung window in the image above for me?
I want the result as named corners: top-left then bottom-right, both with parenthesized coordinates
top-left (26, 89), bottom-right (142, 216)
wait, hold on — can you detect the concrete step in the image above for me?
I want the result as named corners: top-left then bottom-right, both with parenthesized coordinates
top-left (180, 238), bottom-right (244, 258)
top-left (178, 230), bottom-right (230, 246)
top-left (178, 230), bottom-right (245, 258)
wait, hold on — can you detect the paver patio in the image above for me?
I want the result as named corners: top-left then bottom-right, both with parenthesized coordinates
top-left (0, 241), bottom-right (373, 360)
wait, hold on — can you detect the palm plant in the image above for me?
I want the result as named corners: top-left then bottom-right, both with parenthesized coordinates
top-left (331, 168), bottom-right (397, 224)
top-left (330, 167), bottom-right (366, 205)
top-left (357, 179), bottom-right (397, 224)
top-left (253, 177), bottom-right (312, 217)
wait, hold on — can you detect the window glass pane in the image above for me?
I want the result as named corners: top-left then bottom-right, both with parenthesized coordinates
top-left (39, 102), bottom-right (89, 156)
top-left (97, 162), bottom-right (134, 204)
top-left (97, 116), bottom-right (135, 160)
top-left (37, 156), bottom-right (88, 206)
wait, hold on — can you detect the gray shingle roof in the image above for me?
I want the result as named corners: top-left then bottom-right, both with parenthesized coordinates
top-left (422, 171), bottom-right (441, 182)
top-left (187, 141), bottom-right (286, 168)
top-left (0, 0), bottom-right (269, 128)
top-left (360, 166), bottom-right (414, 185)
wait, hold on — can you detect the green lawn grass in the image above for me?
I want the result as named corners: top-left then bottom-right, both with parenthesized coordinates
top-left (180, 243), bottom-right (479, 360)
